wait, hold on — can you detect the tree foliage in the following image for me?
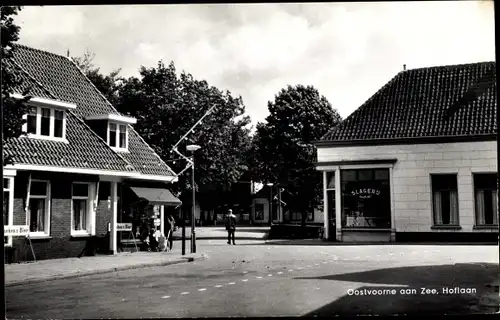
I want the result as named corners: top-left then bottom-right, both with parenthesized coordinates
top-left (115, 61), bottom-right (252, 207)
top-left (249, 84), bottom-right (342, 224)
top-left (72, 49), bottom-right (122, 106)
top-left (2, 6), bottom-right (30, 164)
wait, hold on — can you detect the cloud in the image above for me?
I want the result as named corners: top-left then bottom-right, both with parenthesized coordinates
top-left (15, 2), bottom-right (495, 126)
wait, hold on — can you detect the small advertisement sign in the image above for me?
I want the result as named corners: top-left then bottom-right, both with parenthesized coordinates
top-left (4, 225), bottom-right (30, 236)
top-left (116, 223), bottom-right (133, 232)
top-left (153, 218), bottom-right (161, 227)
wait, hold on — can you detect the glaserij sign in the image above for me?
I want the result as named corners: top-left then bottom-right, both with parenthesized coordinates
top-left (351, 188), bottom-right (381, 199)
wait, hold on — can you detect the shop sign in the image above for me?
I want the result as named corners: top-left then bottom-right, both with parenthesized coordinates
top-left (153, 205), bottom-right (160, 215)
top-left (153, 218), bottom-right (161, 226)
top-left (4, 225), bottom-right (29, 236)
top-left (116, 223), bottom-right (133, 232)
top-left (351, 188), bottom-right (381, 199)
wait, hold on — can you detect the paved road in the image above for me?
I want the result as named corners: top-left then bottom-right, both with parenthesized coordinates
top-left (6, 241), bottom-right (498, 317)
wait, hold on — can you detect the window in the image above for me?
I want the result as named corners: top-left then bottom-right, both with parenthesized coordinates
top-left (54, 110), bottom-right (64, 138)
top-left (23, 107), bottom-right (67, 140)
top-left (108, 122), bottom-right (128, 150)
top-left (27, 180), bottom-right (50, 236)
top-left (474, 173), bottom-right (498, 226)
top-left (431, 174), bottom-right (459, 226)
top-left (326, 171), bottom-right (336, 228)
top-left (71, 182), bottom-right (95, 235)
top-left (255, 203), bottom-right (264, 220)
top-left (341, 169), bottom-right (391, 228)
top-left (4, 177), bottom-right (14, 246)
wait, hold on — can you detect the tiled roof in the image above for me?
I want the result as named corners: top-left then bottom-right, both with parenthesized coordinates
top-left (7, 44), bottom-right (176, 178)
top-left (321, 62), bottom-right (497, 142)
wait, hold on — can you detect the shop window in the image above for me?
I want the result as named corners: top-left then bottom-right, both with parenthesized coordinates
top-left (474, 173), bottom-right (498, 226)
top-left (28, 180), bottom-right (51, 236)
top-left (431, 174), bottom-right (459, 226)
top-left (341, 169), bottom-right (391, 228)
top-left (325, 172), bottom-right (336, 228)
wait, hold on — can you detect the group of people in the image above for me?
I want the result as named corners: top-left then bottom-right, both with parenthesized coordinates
top-left (134, 214), bottom-right (176, 252)
top-left (131, 209), bottom-right (238, 250)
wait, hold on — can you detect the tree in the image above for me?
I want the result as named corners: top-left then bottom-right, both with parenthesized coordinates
top-left (249, 84), bottom-right (342, 227)
top-left (72, 50), bottom-right (122, 105)
top-left (2, 6), bottom-right (30, 164)
top-left (116, 61), bottom-right (252, 209)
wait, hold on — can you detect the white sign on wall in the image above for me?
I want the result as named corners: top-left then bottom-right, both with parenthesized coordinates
top-left (4, 225), bottom-right (30, 236)
top-left (116, 223), bottom-right (133, 232)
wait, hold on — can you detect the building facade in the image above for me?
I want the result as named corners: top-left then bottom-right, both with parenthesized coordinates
top-left (3, 45), bottom-right (181, 261)
top-left (315, 62), bottom-right (497, 242)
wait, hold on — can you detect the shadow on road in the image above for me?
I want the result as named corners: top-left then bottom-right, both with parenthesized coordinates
top-left (299, 263), bottom-right (498, 316)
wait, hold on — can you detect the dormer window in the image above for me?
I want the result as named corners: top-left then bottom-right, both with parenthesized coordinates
top-left (15, 94), bottom-right (76, 142)
top-left (108, 122), bottom-right (128, 150)
top-left (23, 106), bottom-right (68, 141)
top-left (85, 113), bottom-right (136, 152)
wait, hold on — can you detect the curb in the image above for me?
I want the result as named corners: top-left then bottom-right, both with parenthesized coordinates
top-left (175, 237), bottom-right (268, 241)
top-left (6, 254), bottom-right (207, 288)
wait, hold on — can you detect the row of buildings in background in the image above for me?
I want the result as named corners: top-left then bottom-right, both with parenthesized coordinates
top-left (3, 44), bottom-right (497, 262)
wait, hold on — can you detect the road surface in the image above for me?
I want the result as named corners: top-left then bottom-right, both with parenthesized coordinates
top-left (6, 240), bottom-right (498, 317)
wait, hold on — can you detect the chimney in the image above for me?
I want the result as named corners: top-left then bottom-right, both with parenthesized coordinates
top-left (403, 64), bottom-right (406, 71)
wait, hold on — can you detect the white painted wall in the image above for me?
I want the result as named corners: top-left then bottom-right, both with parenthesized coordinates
top-left (317, 141), bottom-right (497, 233)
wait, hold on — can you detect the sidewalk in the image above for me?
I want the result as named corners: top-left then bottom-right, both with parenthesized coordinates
top-left (173, 226), bottom-right (269, 240)
top-left (5, 250), bottom-right (206, 287)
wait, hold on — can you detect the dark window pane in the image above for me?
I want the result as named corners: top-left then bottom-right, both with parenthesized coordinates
top-left (54, 110), bottom-right (64, 138)
top-left (474, 173), bottom-right (497, 190)
top-left (431, 174), bottom-right (457, 190)
top-left (3, 178), bottom-right (9, 189)
top-left (72, 183), bottom-right (89, 197)
top-left (255, 204), bottom-right (264, 220)
top-left (440, 191), bottom-right (451, 224)
top-left (326, 172), bottom-right (335, 189)
top-left (341, 170), bottom-right (357, 182)
top-left (358, 170), bottom-right (373, 181)
top-left (40, 108), bottom-right (50, 136)
top-left (29, 199), bottom-right (45, 232)
top-left (30, 181), bottom-right (47, 196)
top-left (73, 199), bottom-right (87, 230)
top-left (3, 191), bottom-right (9, 225)
top-left (27, 108), bottom-right (37, 134)
top-left (375, 169), bottom-right (389, 181)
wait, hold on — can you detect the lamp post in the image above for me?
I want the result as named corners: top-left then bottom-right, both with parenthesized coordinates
top-left (187, 144), bottom-right (201, 254)
top-left (266, 183), bottom-right (273, 226)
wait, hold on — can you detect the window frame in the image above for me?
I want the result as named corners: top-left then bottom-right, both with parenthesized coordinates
top-left (71, 182), bottom-right (96, 236)
top-left (473, 173), bottom-right (498, 227)
top-left (22, 106), bottom-right (67, 142)
top-left (4, 177), bottom-right (14, 247)
top-left (27, 179), bottom-right (51, 237)
top-left (430, 173), bottom-right (460, 227)
top-left (107, 121), bottom-right (129, 151)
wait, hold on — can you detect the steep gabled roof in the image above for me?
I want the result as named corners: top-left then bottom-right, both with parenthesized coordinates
top-left (321, 62), bottom-right (497, 143)
top-left (6, 44), bottom-right (176, 178)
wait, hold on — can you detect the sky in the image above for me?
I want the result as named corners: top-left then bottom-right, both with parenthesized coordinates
top-left (14, 1), bottom-right (495, 129)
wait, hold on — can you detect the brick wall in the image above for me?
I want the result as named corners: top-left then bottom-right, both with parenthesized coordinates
top-left (9, 173), bottom-right (112, 261)
top-left (317, 140), bottom-right (497, 233)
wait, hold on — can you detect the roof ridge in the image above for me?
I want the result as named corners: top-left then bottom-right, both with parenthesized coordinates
top-left (402, 61), bottom-right (495, 73)
top-left (9, 58), bottom-right (59, 100)
top-left (66, 110), bottom-right (137, 172)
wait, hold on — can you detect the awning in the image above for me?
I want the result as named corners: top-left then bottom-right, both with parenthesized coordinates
top-left (129, 187), bottom-right (182, 206)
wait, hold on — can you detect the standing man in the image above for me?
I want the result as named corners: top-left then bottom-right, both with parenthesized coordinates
top-left (225, 209), bottom-right (237, 245)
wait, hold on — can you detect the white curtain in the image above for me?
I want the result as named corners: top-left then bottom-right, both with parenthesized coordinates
top-left (433, 192), bottom-right (443, 225)
top-left (449, 190), bottom-right (459, 225)
top-left (476, 191), bottom-right (486, 225)
top-left (36, 200), bottom-right (45, 232)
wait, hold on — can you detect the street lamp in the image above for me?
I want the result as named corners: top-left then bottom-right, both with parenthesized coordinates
top-left (187, 144), bottom-right (201, 254)
top-left (266, 183), bottom-right (273, 226)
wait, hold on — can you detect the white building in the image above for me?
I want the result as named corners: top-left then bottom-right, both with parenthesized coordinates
top-left (315, 62), bottom-right (497, 243)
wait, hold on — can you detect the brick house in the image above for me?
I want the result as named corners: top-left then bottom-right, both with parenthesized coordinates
top-left (315, 62), bottom-right (497, 243)
top-left (3, 44), bottom-right (181, 261)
